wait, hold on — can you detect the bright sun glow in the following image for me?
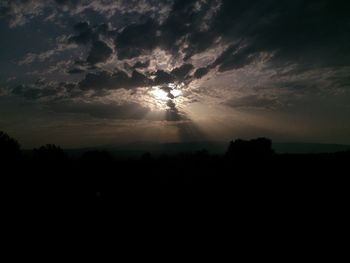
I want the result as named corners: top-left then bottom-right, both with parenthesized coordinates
top-left (147, 82), bottom-right (186, 112)
top-left (151, 89), bottom-right (169, 101)
top-left (171, 89), bottom-right (182, 97)
top-left (151, 83), bottom-right (184, 102)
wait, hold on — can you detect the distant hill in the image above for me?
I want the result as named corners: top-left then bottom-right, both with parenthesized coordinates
top-left (54, 141), bottom-right (350, 158)
top-left (272, 143), bottom-right (350, 154)
top-left (63, 141), bottom-right (228, 158)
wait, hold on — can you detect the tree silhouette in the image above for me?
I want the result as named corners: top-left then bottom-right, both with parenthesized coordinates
top-left (33, 144), bottom-right (68, 163)
top-left (226, 138), bottom-right (274, 158)
top-left (80, 150), bottom-right (114, 166)
top-left (0, 131), bottom-right (21, 163)
top-left (141, 152), bottom-right (153, 162)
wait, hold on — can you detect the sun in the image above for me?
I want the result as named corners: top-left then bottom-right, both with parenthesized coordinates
top-left (150, 82), bottom-right (184, 102)
top-left (171, 89), bottom-right (182, 97)
top-left (151, 89), bottom-right (169, 101)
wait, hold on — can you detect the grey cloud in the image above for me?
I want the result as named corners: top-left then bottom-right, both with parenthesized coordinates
top-left (329, 72), bottom-right (350, 90)
top-left (0, 1), bottom-right (46, 27)
top-left (79, 71), bottom-right (120, 91)
top-left (211, 44), bottom-right (257, 72)
top-left (12, 81), bottom-right (66, 100)
top-left (3, 0), bottom-right (350, 115)
top-left (51, 100), bottom-right (150, 120)
top-left (225, 95), bottom-right (280, 110)
top-left (1, 0), bottom-right (171, 27)
top-left (5, 0), bottom-right (350, 73)
top-left (18, 37), bottom-right (77, 66)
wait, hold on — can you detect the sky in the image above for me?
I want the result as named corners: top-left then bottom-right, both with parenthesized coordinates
top-left (0, 0), bottom-right (349, 148)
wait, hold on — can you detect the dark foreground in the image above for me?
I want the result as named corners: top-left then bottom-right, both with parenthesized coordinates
top-left (1, 139), bottom-right (349, 255)
top-left (3, 150), bottom-right (349, 208)
top-left (1, 133), bottom-right (348, 233)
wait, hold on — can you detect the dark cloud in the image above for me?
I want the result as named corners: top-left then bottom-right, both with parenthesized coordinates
top-left (2, 0), bottom-right (350, 132)
top-left (4, 0), bottom-right (350, 71)
top-left (69, 22), bottom-right (96, 45)
top-left (130, 70), bottom-right (151, 87)
top-left (114, 0), bottom-right (349, 74)
top-left (208, 42), bottom-right (259, 72)
top-left (133, 61), bottom-right (150, 69)
top-left (166, 100), bottom-right (182, 121)
top-left (171, 64), bottom-right (194, 80)
top-left (69, 22), bottom-right (112, 52)
top-left (153, 70), bottom-right (176, 85)
top-left (12, 85), bottom-right (42, 100)
top-left (0, 2), bottom-right (10, 16)
top-left (79, 70), bottom-right (150, 91)
top-left (212, 0), bottom-right (350, 68)
top-left (157, 0), bottom-right (221, 57)
top-left (86, 41), bottom-right (113, 64)
top-left (54, 0), bottom-right (80, 7)
top-left (108, 0), bottom-right (222, 61)
top-left (115, 19), bottom-right (159, 60)
top-left (158, 0), bottom-right (198, 50)
top-left (194, 67), bottom-right (210, 79)
top-left (160, 86), bottom-right (176, 100)
top-left (216, 45), bottom-right (257, 72)
top-left (74, 66), bottom-right (193, 93)
top-left (50, 0), bottom-right (350, 84)
top-left (5, 1), bottom-right (350, 85)
top-left (183, 30), bottom-right (217, 60)
top-left (78, 71), bottom-right (110, 91)
top-left (73, 21), bottom-right (90, 33)
top-left (67, 68), bottom-right (85, 74)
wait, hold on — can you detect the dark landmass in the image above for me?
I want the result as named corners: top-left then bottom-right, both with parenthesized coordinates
top-left (272, 142), bottom-right (350, 154)
top-left (0, 133), bottom-right (350, 229)
top-left (2, 129), bottom-right (349, 243)
top-left (28, 141), bottom-right (350, 158)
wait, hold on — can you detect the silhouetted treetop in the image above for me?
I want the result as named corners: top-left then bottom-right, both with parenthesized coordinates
top-left (80, 150), bottom-right (114, 165)
top-left (33, 144), bottom-right (68, 163)
top-left (141, 152), bottom-right (153, 162)
top-left (0, 131), bottom-right (21, 162)
top-left (226, 138), bottom-right (274, 158)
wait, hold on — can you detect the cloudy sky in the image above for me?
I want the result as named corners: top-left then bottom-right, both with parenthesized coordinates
top-left (0, 0), bottom-right (349, 148)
